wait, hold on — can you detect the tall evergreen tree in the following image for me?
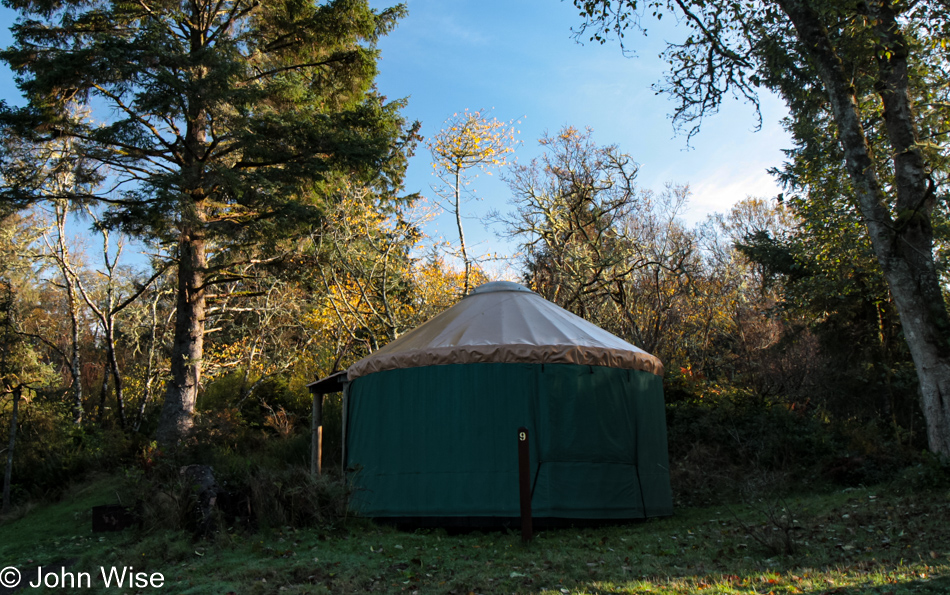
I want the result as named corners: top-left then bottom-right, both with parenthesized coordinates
top-left (0, 0), bottom-right (417, 444)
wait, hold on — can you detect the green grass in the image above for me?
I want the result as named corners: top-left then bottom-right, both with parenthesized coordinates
top-left (0, 474), bottom-right (126, 565)
top-left (1, 477), bottom-right (948, 594)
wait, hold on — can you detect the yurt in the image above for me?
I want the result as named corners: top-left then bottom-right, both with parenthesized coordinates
top-left (340, 281), bottom-right (672, 524)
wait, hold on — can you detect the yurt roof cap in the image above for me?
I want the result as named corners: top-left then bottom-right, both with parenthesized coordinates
top-left (467, 280), bottom-right (536, 296)
top-left (346, 281), bottom-right (664, 380)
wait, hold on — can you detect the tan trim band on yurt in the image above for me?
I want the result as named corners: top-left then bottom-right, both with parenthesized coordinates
top-left (346, 343), bottom-right (664, 380)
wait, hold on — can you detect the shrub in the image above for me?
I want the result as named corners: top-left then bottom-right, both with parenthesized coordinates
top-left (2, 398), bottom-right (143, 503)
top-left (665, 386), bottom-right (837, 505)
top-left (126, 433), bottom-right (351, 536)
top-left (892, 452), bottom-right (950, 494)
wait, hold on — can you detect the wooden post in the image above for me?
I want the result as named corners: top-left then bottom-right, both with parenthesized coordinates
top-left (517, 426), bottom-right (533, 542)
top-left (311, 393), bottom-right (323, 477)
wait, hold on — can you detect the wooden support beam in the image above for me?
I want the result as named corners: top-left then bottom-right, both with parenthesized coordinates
top-left (311, 393), bottom-right (323, 477)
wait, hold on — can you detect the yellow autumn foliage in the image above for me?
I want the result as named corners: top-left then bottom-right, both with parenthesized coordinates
top-left (428, 109), bottom-right (518, 175)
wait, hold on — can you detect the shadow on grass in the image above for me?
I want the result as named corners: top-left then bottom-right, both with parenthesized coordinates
top-left (859, 575), bottom-right (950, 594)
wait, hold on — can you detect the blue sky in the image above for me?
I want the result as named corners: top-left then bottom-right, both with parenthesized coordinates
top-left (1, 0), bottom-right (792, 275)
top-left (368, 0), bottom-right (791, 273)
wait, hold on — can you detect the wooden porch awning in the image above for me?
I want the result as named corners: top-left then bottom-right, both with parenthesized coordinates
top-left (307, 370), bottom-right (347, 395)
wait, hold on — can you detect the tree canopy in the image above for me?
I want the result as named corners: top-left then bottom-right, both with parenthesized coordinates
top-left (574, 0), bottom-right (950, 456)
top-left (0, 0), bottom-right (419, 443)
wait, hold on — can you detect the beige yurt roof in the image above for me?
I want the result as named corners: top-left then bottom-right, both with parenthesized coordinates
top-left (346, 281), bottom-right (664, 380)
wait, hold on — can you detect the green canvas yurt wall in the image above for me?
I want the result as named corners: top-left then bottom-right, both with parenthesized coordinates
top-left (342, 281), bottom-right (672, 522)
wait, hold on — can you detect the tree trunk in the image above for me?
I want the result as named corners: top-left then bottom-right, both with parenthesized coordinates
top-left (454, 169), bottom-right (471, 296)
top-left (156, 228), bottom-right (206, 446)
top-left (96, 367), bottom-right (109, 426)
top-left (867, 1), bottom-right (950, 457)
top-left (68, 298), bottom-right (83, 425)
top-left (134, 291), bottom-right (162, 433)
top-left (53, 189), bottom-right (83, 426)
top-left (778, 0), bottom-right (950, 456)
top-left (2, 386), bottom-right (21, 513)
top-left (156, 4), bottom-right (209, 447)
top-left (104, 323), bottom-right (126, 428)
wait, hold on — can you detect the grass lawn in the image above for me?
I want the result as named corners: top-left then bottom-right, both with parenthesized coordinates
top-left (1, 475), bottom-right (948, 594)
